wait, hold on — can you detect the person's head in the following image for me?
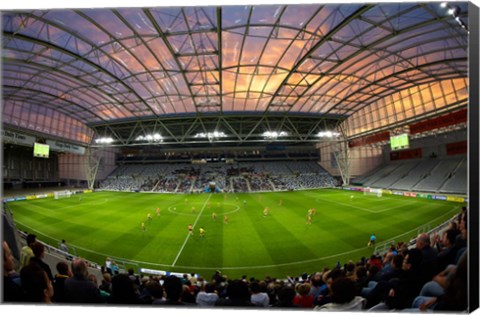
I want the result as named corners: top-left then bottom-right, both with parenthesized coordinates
top-left (391, 254), bottom-right (404, 270)
top-left (163, 275), bottom-right (183, 302)
top-left (226, 279), bottom-right (250, 300)
top-left (355, 265), bottom-right (367, 280)
top-left (402, 248), bottom-right (423, 271)
top-left (88, 274), bottom-right (98, 285)
top-left (71, 257), bottom-right (89, 279)
top-left (345, 261), bottom-right (356, 274)
top-left (250, 281), bottom-right (261, 294)
top-left (310, 272), bottom-right (323, 286)
top-left (383, 252), bottom-right (394, 264)
top-left (20, 262), bottom-right (54, 303)
top-left (31, 241), bottom-right (46, 259)
top-left (327, 268), bottom-right (345, 288)
top-left (3, 241), bottom-right (15, 273)
top-left (296, 282), bottom-right (311, 296)
top-left (277, 285), bottom-right (296, 306)
top-left (56, 261), bottom-right (70, 276)
top-left (102, 272), bottom-right (112, 284)
top-left (415, 233), bottom-right (430, 249)
top-left (145, 280), bottom-right (164, 299)
top-left (443, 228), bottom-right (460, 247)
top-left (205, 283), bottom-right (216, 293)
top-left (26, 234), bottom-right (36, 246)
top-left (330, 277), bottom-right (356, 304)
top-left (111, 273), bottom-right (138, 303)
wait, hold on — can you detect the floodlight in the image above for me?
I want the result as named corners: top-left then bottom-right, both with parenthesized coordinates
top-left (136, 133), bottom-right (163, 142)
top-left (95, 137), bottom-right (114, 144)
top-left (263, 131), bottom-right (288, 139)
top-left (317, 131), bottom-right (340, 138)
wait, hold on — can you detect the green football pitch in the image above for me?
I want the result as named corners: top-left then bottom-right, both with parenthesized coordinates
top-left (8, 189), bottom-right (464, 279)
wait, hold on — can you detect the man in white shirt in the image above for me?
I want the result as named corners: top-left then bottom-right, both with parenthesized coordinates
top-left (196, 283), bottom-right (219, 307)
top-left (250, 281), bottom-right (270, 307)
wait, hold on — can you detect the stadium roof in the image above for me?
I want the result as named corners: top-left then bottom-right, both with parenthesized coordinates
top-left (1, 2), bottom-right (470, 148)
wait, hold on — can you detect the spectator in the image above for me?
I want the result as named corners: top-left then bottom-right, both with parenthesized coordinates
top-left (59, 239), bottom-right (68, 253)
top-left (181, 281), bottom-right (196, 304)
top-left (272, 285), bottom-right (297, 308)
top-left (111, 261), bottom-right (119, 275)
top-left (105, 257), bottom-right (112, 274)
top-left (189, 272), bottom-right (198, 286)
top-left (64, 257), bottom-right (102, 303)
top-left (408, 249), bottom-right (468, 312)
top-left (363, 254), bottom-right (404, 308)
top-left (314, 277), bottom-right (365, 311)
top-left (29, 241), bottom-right (54, 281)
top-left (308, 272), bottom-right (324, 297)
top-left (353, 265), bottom-right (368, 296)
top-left (108, 273), bottom-right (143, 304)
top-left (426, 250), bottom-right (468, 311)
top-left (99, 272), bottom-right (113, 294)
top-left (293, 282), bottom-right (314, 308)
top-left (144, 279), bottom-right (164, 304)
top-left (384, 248), bottom-right (425, 310)
top-left (3, 241), bottom-right (23, 302)
top-left (416, 233), bottom-right (438, 282)
top-left (436, 228), bottom-right (461, 272)
top-left (20, 262), bottom-right (54, 303)
top-left (215, 279), bottom-right (255, 307)
top-left (20, 234), bottom-right (36, 270)
top-left (314, 268), bottom-right (345, 307)
top-left (52, 261), bottom-right (71, 303)
top-left (161, 275), bottom-right (186, 305)
top-left (128, 267), bottom-right (140, 287)
top-left (196, 283), bottom-right (218, 307)
top-left (250, 281), bottom-right (269, 307)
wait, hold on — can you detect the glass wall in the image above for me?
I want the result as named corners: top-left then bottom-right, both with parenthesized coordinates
top-left (2, 100), bottom-right (94, 144)
top-left (342, 78), bottom-right (468, 137)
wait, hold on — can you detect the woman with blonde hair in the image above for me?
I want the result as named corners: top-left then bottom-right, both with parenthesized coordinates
top-left (293, 282), bottom-right (314, 308)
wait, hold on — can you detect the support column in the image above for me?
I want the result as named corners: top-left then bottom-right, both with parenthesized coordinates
top-left (85, 147), bottom-right (102, 190)
top-left (333, 124), bottom-right (351, 186)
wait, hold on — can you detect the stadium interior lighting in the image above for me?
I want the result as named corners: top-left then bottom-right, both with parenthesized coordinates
top-left (317, 131), bottom-right (340, 138)
top-left (439, 3), bottom-right (467, 31)
top-left (194, 131), bottom-right (227, 139)
top-left (136, 133), bottom-right (163, 142)
top-left (95, 137), bottom-right (114, 144)
top-left (263, 131), bottom-right (288, 139)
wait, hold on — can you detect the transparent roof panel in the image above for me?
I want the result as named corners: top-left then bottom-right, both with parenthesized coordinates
top-left (2, 2), bottom-right (469, 131)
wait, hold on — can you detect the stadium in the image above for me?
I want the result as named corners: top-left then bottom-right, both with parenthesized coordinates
top-left (1, 0), bottom-right (479, 311)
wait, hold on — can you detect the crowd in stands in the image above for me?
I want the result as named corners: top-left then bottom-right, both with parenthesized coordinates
top-left (98, 161), bottom-right (337, 193)
top-left (4, 207), bottom-right (468, 311)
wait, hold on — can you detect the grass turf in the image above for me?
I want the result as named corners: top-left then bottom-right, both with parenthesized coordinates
top-left (8, 189), bottom-right (464, 279)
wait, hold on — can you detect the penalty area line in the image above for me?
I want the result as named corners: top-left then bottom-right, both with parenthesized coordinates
top-left (171, 194), bottom-right (212, 266)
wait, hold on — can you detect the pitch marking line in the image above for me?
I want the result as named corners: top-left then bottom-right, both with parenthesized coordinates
top-left (314, 196), bottom-right (418, 213)
top-left (171, 194), bottom-right (212, 266)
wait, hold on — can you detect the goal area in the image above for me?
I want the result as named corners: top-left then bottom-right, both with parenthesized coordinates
top-left (54, 190), bottom-right (72, 199)
top-left (363, 187), bottom-right (382, 197)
